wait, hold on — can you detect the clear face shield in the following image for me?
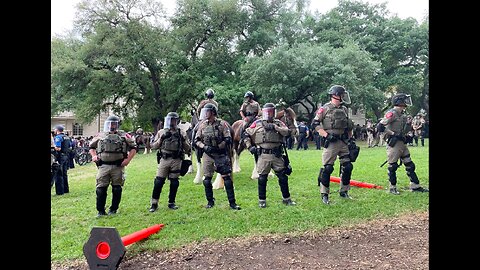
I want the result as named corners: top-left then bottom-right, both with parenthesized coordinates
top-left (199, 108), bottom-right (208, 120)
top-left (163, 116), bottom-right (179, 129)
top-left (403, 95), bottom-right (413, 106)
top-left (340, 91), bottom-right (351, 104)
top-left (262, 107), bottom-right (276, 121)
top-left (103, 120), bottom-right (119, 132)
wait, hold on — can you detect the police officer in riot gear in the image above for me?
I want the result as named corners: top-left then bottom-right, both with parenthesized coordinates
top-left (89, 115), bottom-right (138, 217)
top-left (148, 112), bottom-right (191, 212)
top-left (197, 88), bottom-right (219, 119)
top-left (412, 114), bottom-right (425, 146)
top-left (377, 94), bottom-right (429, 194)
top-left (53, 125), bottom-right (72, 195)
top-left (313, 85), bottom-right (355, 204)
top-left (239, 91), bottom-right (262, 131)
top-left (243, 103), bottom-right (296, 208)
top-left (195, 103), bottom-right (241, 210)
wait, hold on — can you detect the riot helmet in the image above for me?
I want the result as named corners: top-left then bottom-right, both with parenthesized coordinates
top-left (244, 91), bottom-right (254, 99)
top-left (391, 93), bottom-right (412, 107)
top-left (328, 85), bottom-right (351, 104)
top-left (54, 124), bottom-right (64, 132)
top-left (164, 112), bottom-right (180, 129)
top-left (136, 128), bottom-right (144, 135)
top-left (104, 115), bottom-right (120, 132)
top-left (201, 103), bottom-right (218, 118)
top-left (262, 103), bottom-right (276, 121)
top-left (205, 88), bottom-right (215, 99)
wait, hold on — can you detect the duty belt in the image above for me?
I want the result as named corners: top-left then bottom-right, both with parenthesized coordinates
top-left (259, 147), bottom-right (282, 155)
top-left (161, 152), bottom-right (181, 159)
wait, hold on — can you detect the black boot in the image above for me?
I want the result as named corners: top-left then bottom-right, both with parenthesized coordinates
top-left (96, 186), bottom-right (108, 217)
top-left (203, 177), bottom-right (215, 208)
top-left (224, 176), bottom-right (241, 210)
top-left (282, 197), bottom-right (296, 206)
top-left (168, 178), bottom-right (179, 210)
top-left (321, 193), bottom-right (329, 204)
top-left (258, 199), bottom-right (267, 208)
top-left (412, 187), bottom-right (429, 192)
top-left (109, 185), bottom-right (122, 215)
top-left (149, 203), bottom-right (158, 212)
top-left (168, 203), bottom-right (178, 210)
top-left (339, 191), bottom-right (352, 199)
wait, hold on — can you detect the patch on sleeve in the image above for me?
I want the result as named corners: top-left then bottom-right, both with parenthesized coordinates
top-left (249, 121), bottom-right (257, 128)
top-left (385, 111), bottom-right (394, 119)
top-left (316, 107), bottom-right (324, 115)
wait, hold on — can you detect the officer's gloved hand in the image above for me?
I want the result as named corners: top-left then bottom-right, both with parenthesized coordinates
top-left (325, 133), bottom-right (335, 141)
top-left (204, 145), bottom-right (213, 154)
top-left (348, 137), bottom-right (356, 144)
top-left (264, 123), bottom-right (275, 131)
top-left (249, 146), bottom-right (257, 155)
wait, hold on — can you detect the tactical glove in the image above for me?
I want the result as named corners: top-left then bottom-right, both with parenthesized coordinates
top-left (204, 145), bottom-right (213, 154)
top-left (264, 123), bottom-right (275, 131)
top-left (249, 146), bottom-right (257, 155)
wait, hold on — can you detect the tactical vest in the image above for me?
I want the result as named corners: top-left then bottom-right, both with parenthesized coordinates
top-left (60, 134), bottom-right (72, 154)
top-left (97, 132), bottom-right (127, 162)
top-left (386, 109), bottom-right (409, 136)
top-left (160, 128), bottom-right (183, 152)
top-left (202, 120), bottom-right (223, 147)
top-left (321, 103), bottom-right (349, 130)
top-left (298, 125), bottom-right (307, 134)
top-left (254, 120), bottom-right (284, 144)
top-left (243, 102), bottom-right (259, 116)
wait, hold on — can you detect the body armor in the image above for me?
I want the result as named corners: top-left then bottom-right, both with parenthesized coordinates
top-left (97, 132), bottom-right (127, 162)
top-left (160, 128), bottom-right (183, 152)
top-left (254, 120), bottom-right (284, 144)
top-left (385, 109), bottom-right (410, 137)
top-left (321, 103), bottom-right (349, 130)
top-left (202, 120), bottom-right (223, 147)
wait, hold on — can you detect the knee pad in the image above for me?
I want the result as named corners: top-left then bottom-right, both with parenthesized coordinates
top-left (170, 178), bottom-right (179, 188)
top-left (258, 174), bottom-right (268, 185)
top-left (404, 161), bottom-right (416, 173)
top-left (323, 164), bottom-right (334, 175)
top-left (216, 165), bottom-right (232, 175)
top-left (96, 186), bottom-right (108, 196)
top-left (223, 176), bottom-right (234, 189)
top-left (387, 162), bottom-right (398, 173)
top-left (112, 185), bottom-right (122, 194)
top-left (154, 176), bottom-right (166, 186)
top-left (203, 177), bottom-right (212, 186)
top-left (341, 162), bottom-right (353, 174)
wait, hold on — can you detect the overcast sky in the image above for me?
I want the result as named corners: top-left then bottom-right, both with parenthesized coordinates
top-left (51, 0), bottom-right (428, 38)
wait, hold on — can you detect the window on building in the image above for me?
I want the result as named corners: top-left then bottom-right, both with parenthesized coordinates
top-left (73, 123), bottom-right (83, 136)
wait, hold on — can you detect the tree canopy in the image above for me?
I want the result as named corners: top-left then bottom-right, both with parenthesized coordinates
top-left (51, 0), bottom-right (429, 129)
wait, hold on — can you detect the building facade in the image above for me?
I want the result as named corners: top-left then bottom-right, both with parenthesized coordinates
top-left (51, 111), bottom-right (111, 138)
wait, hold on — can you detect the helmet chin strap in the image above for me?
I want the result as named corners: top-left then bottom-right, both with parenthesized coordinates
top-left (332, 95), bottom-right (343, 103)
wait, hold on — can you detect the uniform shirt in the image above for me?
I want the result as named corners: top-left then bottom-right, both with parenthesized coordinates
top-left (379, 107), bottom-right (409, 136)
top-left (240, 101), bottom-right (262, 118)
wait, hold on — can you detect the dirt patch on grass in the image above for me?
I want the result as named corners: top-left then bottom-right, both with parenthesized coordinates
top-left (53, 212), bottom-right (428, 269)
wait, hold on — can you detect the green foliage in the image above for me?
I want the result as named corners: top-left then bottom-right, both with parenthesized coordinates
top-left (52, 0), bottom-right (428, 130)
top-left (52, 140), bottom-right (429, 262)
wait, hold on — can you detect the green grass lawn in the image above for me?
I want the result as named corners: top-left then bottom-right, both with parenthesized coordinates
top-left (51, 139), bottom-right (429, 262)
